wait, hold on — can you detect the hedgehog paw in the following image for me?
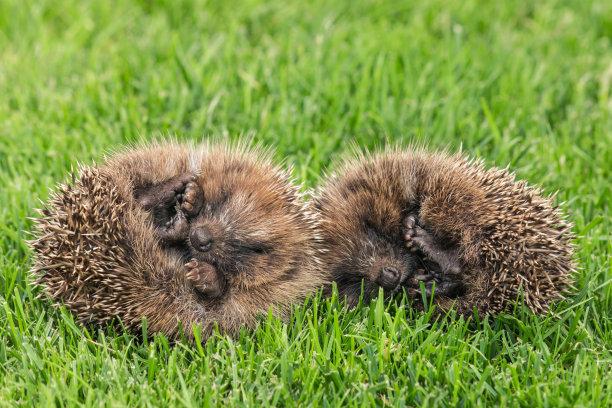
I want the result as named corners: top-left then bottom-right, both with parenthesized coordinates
top-left (157, 210), bottom-right (189, 242)
top-left (403, 215), bottom-right (435, 254)
top-left (408, 271), bottom-right (465, 299)
top-left (135, 173), bottom-right (195, 211)
top-left (403, 215), bottom-right (461, 275)
top-left (185, 259), bottom-right (224, 298)
top-left (178, 178), bottom-right (203, 218)
top-left (403, 215), bottom-right (420, 253)
top-left (422, 277), bottom-right (465, 299)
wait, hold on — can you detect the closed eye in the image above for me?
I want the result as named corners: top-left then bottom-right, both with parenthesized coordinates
top-left (364, 219), bottom-right (404, 247)
top-left (232, 241), bottom-right (272, 254)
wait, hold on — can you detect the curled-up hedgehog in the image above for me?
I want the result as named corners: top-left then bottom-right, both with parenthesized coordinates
top-left (313, 148), bottom-right (575, 315)
top-left (30, 141), bottom-right (324, 340)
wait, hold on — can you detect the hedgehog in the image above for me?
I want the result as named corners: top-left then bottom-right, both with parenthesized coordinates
top-left (312, 148), bottom-right (575, 315)
top-left (30, 141), bottom-right (324, 340)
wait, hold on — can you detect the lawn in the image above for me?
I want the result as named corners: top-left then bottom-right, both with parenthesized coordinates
top-left (1, 0), bottom-right (610, 406)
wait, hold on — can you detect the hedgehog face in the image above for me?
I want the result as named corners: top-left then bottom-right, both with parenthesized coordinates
top-left (327, 230), bottom-right (418, 307)
top-left (186, 193), bottom-right (279, 288)
top-left (134, 148), bottom-right (315, 296)
top-left (179, 156), bottom-right (309, 292)
top-left (315, 183), bottom-right (418, 306)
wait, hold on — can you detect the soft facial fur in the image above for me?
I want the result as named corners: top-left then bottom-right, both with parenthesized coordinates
top-left (31, 141), bottom-right (324, 340)
top-left (313, 149), bottom-right (575, 315)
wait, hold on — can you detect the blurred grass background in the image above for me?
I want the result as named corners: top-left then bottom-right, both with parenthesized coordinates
top-left (0, 0), bottom-right (610, 406)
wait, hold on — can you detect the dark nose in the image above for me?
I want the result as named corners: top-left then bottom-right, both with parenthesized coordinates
top-left (190, 226), bottom-right (214, 252)
top-left (377, 266), bottom-right (401, 289)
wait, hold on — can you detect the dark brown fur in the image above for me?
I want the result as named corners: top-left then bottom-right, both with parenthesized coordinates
top-left (30, 141), bottom-right (324, 340)
top-left (313, 148), bottom-right (575, 315)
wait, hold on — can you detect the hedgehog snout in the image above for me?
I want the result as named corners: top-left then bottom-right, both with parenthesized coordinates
top-left (368, 258), bottom-right (412, 290)
top-left (190, 225), bottom-right (214, 252)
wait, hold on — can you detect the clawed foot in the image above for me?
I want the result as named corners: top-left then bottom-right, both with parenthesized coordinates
top-left (176, 179), bottom-right (204, 218)
top-left (185, 259), bottom-right (225, 298)
top-left (135, 173), bottom-right (196, 212)
top-left (403, 215), bottom-right (465, 299)
top-left (403, 215), bottom-right (435, 255)
top-left (407, 268), bottom-right (465, 298)
top-left (158, 210), bottom-right (189, 242)
top-left (135, 173), bottom-right (204, 242)
top-left (403, 215), bottom-right (461, 275)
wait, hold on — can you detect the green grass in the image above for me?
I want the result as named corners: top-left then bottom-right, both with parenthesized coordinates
top-left (1, 0), bottom-right (610, 406)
